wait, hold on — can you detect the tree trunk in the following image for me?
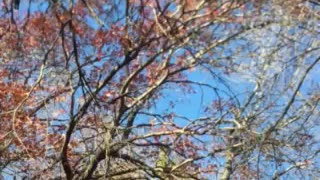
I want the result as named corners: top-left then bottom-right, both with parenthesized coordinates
top-left (221, 150), bottom-right (233, 180)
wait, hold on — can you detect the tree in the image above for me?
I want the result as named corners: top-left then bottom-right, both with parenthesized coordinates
top-left (0, 0), bottom-right (319, 179)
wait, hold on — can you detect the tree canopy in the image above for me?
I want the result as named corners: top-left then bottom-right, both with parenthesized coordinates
top-left (0, 0), bottom-right (319, 179)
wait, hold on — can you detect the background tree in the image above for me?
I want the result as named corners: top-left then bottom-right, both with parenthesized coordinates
top-left (0, 0), bottom-right (319, 179)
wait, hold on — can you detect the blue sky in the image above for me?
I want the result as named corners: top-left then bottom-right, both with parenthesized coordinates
top-left (2, 1), bottom-right (320, 179)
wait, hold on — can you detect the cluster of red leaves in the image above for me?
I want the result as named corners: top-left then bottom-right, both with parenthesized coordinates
top-left (0, 69), bottom-right (66, 166)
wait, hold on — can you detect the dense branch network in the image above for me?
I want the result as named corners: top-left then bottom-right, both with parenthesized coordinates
top-left (0, 0), bottom-right (319, 179)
